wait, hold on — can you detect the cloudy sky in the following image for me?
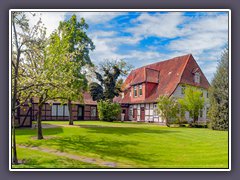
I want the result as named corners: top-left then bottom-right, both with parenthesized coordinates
top-left (28, 11), bottom-right (229, 82)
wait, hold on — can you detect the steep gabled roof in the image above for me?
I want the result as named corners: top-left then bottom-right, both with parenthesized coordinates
top-left (117, 54), bottom-right (210, 104)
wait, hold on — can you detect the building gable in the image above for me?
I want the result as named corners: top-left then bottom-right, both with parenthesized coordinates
top-left (179, 54), bottom-right (210, 90)
top-left (116, 54), bottom-right (210, 104)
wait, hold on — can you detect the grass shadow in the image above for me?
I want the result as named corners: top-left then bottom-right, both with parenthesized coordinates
top-left (16, 127), bottom-right (64, 136)
top-left (44, 135), bottom-right (156, 165)
top-left (79, 125), bottom-right (179, 135)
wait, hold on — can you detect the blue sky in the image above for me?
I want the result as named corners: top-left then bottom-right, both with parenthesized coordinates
top-left (29, 11), bottom-right (229, 82)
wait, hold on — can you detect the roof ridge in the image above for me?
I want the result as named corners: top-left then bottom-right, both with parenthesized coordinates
top-left (133, 54), bottom-right (191, 70)
top-left (179, 54), bottom-right (191, 83)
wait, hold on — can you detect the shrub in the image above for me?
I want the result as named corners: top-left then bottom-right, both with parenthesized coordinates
top-left (97, 100), bottom-right (121, 122)
top-left (189, 124), bottom-right (207, 128)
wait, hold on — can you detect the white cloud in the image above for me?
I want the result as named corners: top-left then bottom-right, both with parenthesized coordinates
top-left (89, 30), bottom-right (117, 38)
top-left (75, 12), bottom-right (127, 24)
top-left (200, 62), bottom-right (219, 82)
top-left (168, 32), bottom-right (227, 55)
top-left (167, 13), bottom-right (228, 63)
top-left (89, 36), bottom-right (123, 63)
top-left (126, 12), bottom-right (185, 39)
top-left (25, 12), bottom-right (126, 37)
top-left (26, 12), bottom-right (66, 37)
top-left (183, 14), bottom-right (228, 36)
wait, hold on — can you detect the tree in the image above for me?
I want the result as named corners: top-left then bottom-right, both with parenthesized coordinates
top-left (156, 95), bottom-right (179, 127)
top-left (57, 14), bottom-right (95, 125)
top-left (20, 29), bottom-right (79, 139)
top-left (89, 59), bottom-right (132, 102)
top-left (89, 82), bottom-right (104, 100)
top-left (11, 12), bottom-right (46, 164)
top-left (208, 48), bottom-right (229, 130)
top-left (178, 86), bottom-right (205, 124)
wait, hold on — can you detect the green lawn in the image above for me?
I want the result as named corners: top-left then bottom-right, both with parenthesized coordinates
top-left (13, 121), bottom-right (229, 169)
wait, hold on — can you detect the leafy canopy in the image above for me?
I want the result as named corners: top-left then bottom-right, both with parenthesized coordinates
top-left (178, 86), bottom-right (205, 123)
top-left (156, 95), bottom-right (181, 126)
top-left (89, 59), bottom-right (133, 102)
top-left (56, 14), bottom-right (95, 103)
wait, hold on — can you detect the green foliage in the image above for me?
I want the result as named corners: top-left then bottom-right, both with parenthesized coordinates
top-left (156, 95), bottom-right (181, 127)
top-left (97, 100), bottom-right (121, 122)
top-left (89, 82), bottom-right (104, 101)
top-left (90, 59), bottom-right (133, 102)
top-left (12, 12), bottom-right (47, 106)
top-left (56, 14), bottom-right (95, 103)
top-left (58, 14), bottom-right (95, 66)
top-left (178, 86), bottom-right (205, 124)
top-left (208, 48), bottom-right (229, 131)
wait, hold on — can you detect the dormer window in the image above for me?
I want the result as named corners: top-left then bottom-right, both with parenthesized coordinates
top-left (134, 86), bottom-right (137, 97)
top-left (139, 84), bottom-right (142, 96)
top-left (194, 72), bottom-right (201, 84)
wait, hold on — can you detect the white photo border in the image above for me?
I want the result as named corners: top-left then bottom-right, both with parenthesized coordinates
top-left (9, 9), bottom-right (231, 172)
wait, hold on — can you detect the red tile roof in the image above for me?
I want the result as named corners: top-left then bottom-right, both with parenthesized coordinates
top-left (116, 54), bottom-right (210, 104)
top-left (32, 92), bottom-right (97, 105)
top-left (83, 92), bottom-right (97, 105)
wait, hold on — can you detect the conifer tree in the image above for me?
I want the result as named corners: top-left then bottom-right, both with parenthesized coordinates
top-left (208, 48), bottom-right (229, 130)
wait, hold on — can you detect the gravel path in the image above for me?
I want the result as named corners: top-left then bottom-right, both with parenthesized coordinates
top-left (18, 145), bottom-right (118, 168)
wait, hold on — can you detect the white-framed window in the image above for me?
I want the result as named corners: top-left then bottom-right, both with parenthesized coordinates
top-left (129, 105), bottom-right (133, 116)
top-left (52, 105), bottom-right (57, 116)
top-left (139, 84), bottom-right (142, 96)
top-left (194, 72), bottom-right (201, 84)
top-left (78, 106), bottom-right (83, 116)
top-left (91, 107), bottom-right (97, 117)
top-left (145, 103), bottom-right (149, 110)
top-left (58, 105), bottom-right (64, 116)
top-left (51, 104), bottom-right (69, 116)
top-left (64, 106), bottom-right (69, 116)
top-left (153, 104), bottom-right (158, 116)
top-left (134, 86), bottom-right (137, 97)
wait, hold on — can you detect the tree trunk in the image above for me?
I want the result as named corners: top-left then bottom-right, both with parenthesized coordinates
top-left (68, 99), bottom-right (73, 125)
top-left (193, 113), bottom-right (198, 124)
top-left (12, 114), bottom-right (18, 164)
top-left (166, 118), bottom-right (170, 127)
top-left (37, 96), bottom-right (44, 140)
top-left (11, 18), bottom-right (20, 165)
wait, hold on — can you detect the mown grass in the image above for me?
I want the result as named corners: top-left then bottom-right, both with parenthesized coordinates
top-left (12, 147), bottom-right (104, 168)
top-left (14, 121), bottom-right (228, 169)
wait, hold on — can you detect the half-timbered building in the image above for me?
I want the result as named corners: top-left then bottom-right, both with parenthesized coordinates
top-left (15, 92), bottom-right (98, 127)
top-left (114, 54), bottom-right (210, 123)
top-left (15, 54), bottom-right (210, 127)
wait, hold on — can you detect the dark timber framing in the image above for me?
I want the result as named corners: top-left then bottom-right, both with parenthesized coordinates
top-left (16, 101), bottom-right (98, 127)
